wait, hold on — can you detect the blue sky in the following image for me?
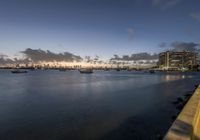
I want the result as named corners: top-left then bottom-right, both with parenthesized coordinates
top-left (0, 0), bottom-right (200, 59)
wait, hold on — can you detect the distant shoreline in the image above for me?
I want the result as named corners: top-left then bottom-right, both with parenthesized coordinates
top-left (0, 67), bottom-right (199, 73)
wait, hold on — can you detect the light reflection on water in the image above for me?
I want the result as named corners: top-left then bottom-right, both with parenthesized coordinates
top-left (0, 70), bottom-right (199, 140)
top-left (162, 74), bottom-right (191, 82)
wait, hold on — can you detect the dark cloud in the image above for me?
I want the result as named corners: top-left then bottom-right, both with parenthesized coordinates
top-left (171, 42), bottom-right (200, 52)
top-left (130, 53), bottom-right (158, 60)
top-left (170, 42), bottom-right (200, 60)
top-left (0, 57), bottom-right (14, 65)
top-left (152, 0), bottom-right (181, 10)
top-left (0, 54), bottom-right (8, 65)
top-left (0, 54), bottom-right (8, 58)
top-left (113, 54), bottom-right (120, 59)
top-left (158, 42), bottom-right (200, 56)
top-left (0, 48), bottom-right (83, 65)
top-left (0, 53), bottom-right (32, 65)
top-left (111, 53), bottom-right (158, 61)
top-left (14, 58), bottom-right (31, 64)
top-left (21, 48), bottom-right (82, 62)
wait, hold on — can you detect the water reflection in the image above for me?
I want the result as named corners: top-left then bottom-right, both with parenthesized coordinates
top-left (161, 74), bottom-right (193, 82)
top-left (0, 70), bottom-right (199, 140)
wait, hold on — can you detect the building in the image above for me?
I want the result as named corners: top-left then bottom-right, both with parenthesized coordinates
top-left (159, 51), bottom-right (197, 70)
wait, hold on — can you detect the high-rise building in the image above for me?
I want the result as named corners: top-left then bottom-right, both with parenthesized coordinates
top-left (159, 51), bottom-right (197, 70)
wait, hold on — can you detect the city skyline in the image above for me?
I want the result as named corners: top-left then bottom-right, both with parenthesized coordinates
top-left (0, 0), bottom-right (200, 59)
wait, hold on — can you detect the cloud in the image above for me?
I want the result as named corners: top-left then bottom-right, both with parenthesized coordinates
top-left (111, 53), bottom-right (158, 61)
top-left (0, 54), bottom-right (12, 65)
top-left (170, 42), bottom-right (200, 52)
top-left (0, 57), bottom-right (14, 65)
top-left (127, 28), bottom-right (135, 41)
top-left (152, 0), bottom-right (181, 10)
top-left (158, 41), bottom-right (200, 54)
top-left (130, 53), bottom-right (158, 60)
top-left (0, 54), bottom-right (8, 58)
top-left (191, 13), bottom-right (200, 22)
top-left (0, 48), bottom-right (83, 65)
top-left (21, 48), bottom-right (82, 62)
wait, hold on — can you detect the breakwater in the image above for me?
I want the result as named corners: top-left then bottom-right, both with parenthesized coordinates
top-left (164, 85), bottom-right (200, 140)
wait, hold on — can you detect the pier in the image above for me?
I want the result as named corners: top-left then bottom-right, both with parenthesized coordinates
top-left (164, 85), bottom-right (200, 140)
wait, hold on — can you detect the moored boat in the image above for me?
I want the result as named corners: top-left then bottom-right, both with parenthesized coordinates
top-left (149, 70), bottom-right (155, 74)
top-left (59, 68), bottom-right (67, 71)
top-left (79, 69), bottom-right (93, 74)
top-left (11, 69), bottom-right (28, 74)
top-left (116, 68), bottom-right (121, 72)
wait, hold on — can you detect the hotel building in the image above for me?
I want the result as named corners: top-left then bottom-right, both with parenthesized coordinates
top-left (159, 51), bottom-right (197, 70)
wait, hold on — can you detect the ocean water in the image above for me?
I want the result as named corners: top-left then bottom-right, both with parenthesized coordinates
top-left (0, 70), bottom-right (199, 140)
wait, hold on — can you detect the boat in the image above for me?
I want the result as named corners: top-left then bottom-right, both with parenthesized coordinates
top-left (79, 69), bottom-right (93, 74)
top-left (104, 68), bottom-right (110, 71)
top-left (149, 70), bottom-right (155, 74)
top-left (60, 68), bottom-right (72, 71)
top-left (116, 68), bottom-right (121, 72)
top-left (59, 68), bottom-right (67, 71)
top-left (11, 69), bottom-right (28, 74)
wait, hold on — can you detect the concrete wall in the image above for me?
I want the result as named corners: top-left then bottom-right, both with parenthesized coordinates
top-left (164, 85), bottom-right (200, 140)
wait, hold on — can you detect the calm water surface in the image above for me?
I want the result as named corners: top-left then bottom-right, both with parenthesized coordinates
top-left (0, 70), bottom-right (199, 140)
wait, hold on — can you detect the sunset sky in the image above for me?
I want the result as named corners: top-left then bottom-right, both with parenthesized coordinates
top-left (0, 0), bottom-right (200, 59)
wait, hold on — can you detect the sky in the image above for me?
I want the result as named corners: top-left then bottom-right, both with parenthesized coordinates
top-left (0, 0), bottom-right (200, 59)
